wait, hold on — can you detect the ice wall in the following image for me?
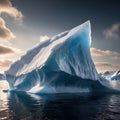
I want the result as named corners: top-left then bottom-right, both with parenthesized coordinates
top-left (5, 21), bottom-right (99, 93)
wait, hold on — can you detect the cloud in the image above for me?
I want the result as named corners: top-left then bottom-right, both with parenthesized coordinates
top-left (95, 62), bottom-right (120, 72)
top-left (104, 23), bottom-right (120, 39)
top-left (0, 60), bottom-right (11, 67)
top-left (91, 47), bottom-right (120, 60)
top-left (40, 35), bottom-right (49, 42)
top-left (0, 59), bottom-right (12, 73)
top-left (0, 0), bottom-right (23, 40)
top-left (0, 0), bottom-right (24, 73)
top-left (0, 44), bottom-right (15, 54)
top-left (95, 62), bottom-right (113, 67)
top-left (0, 0), bottom-right (23, 21)
top-left (91, 48), bottom-right (120, 72)
top-left (0, 45), bottom-right (23, 72)
top-left (0, 44), bottom-right (23, 56)
top-left (0, 17), bottom-right (15, 40)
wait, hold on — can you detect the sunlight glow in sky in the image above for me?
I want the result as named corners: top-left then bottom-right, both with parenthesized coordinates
top-left (0, 0), bottom-right (120, 73)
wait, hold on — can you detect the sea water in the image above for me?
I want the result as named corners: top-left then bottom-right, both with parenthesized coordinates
top-left (1, 80), bottom-right (120, 120)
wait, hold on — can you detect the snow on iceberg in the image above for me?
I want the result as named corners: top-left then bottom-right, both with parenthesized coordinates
top-left (4, 21), bottom-right (106, 93)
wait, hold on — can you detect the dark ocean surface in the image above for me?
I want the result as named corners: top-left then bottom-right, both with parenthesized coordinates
top-left (0, 80), bottom-right (120, 120)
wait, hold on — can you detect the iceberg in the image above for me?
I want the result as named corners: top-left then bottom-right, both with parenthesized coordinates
top-left (111, 71), bottom-right (120, 80)
top-left (4, 21), bottom-right (119, 93)
top-left (98, 70), bottom-right (120, 91)
top-left (100, 70), bottom-right (120, 80)
top-left (5, 21), bottom-right (98, 92)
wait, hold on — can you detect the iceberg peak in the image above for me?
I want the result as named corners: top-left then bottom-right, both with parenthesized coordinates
top-left (5, 21), bottom-right (99, 93)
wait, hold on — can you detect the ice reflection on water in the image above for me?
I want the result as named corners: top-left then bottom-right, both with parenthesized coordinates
top-left (0, 81), bottom-right (9, 120)
top-left (1, 80), bottom-right (120, 120)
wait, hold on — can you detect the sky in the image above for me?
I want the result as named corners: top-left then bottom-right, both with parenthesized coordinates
top-left (0, 0), bottom-right (120, 73)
